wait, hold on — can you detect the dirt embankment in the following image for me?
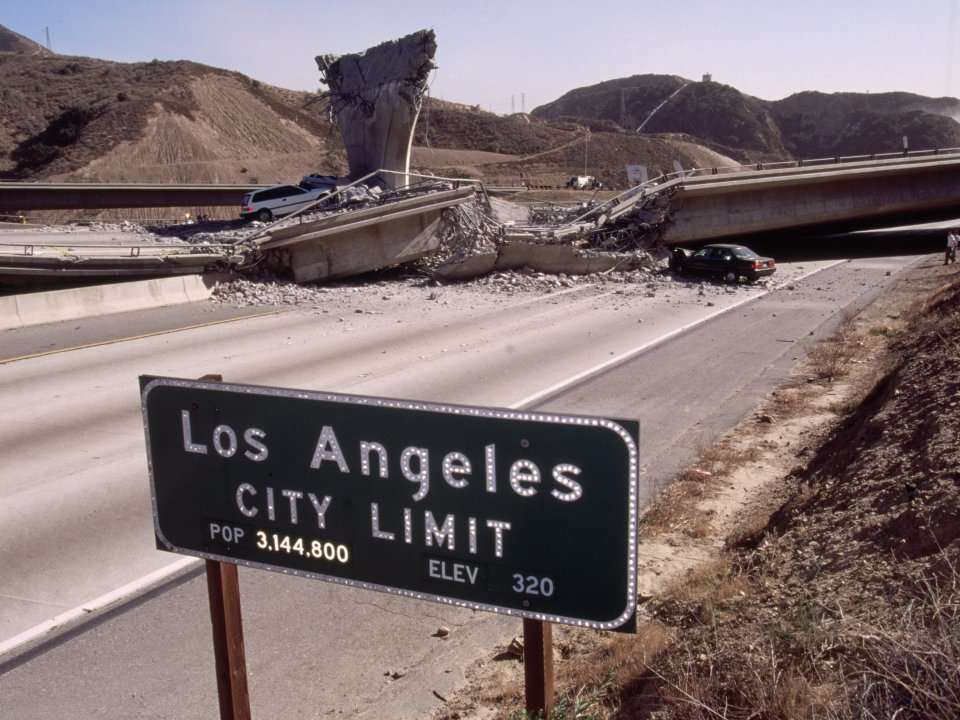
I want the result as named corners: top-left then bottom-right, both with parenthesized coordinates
top-left (54, 74), bottom-right (346, 185)
top-left (433, 259), bottom-right (960, 719)
top-left (0, 51), bottom-right (345, 183)
top-left (0, 24), bottom-right (51, 55)
top-left (634, 263), bottom-right (960, 720)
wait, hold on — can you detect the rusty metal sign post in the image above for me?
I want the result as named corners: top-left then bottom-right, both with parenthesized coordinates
top-left (141, 375), bottom-right (642, 718)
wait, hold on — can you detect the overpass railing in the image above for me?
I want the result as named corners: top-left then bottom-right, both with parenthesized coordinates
top-left (244, 168), bottom-right (486, 243)
top-left (0, 242), bottom-right (241, 258)
top-left (664, 146), bottom-right (960, 182)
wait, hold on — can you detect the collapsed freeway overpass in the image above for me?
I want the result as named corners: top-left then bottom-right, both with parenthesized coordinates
top-left (3, 152), bottom-right (960, 242)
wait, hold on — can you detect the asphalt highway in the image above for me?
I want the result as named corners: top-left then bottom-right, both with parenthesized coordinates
top-left (0, 255), bottom-right (919, 718)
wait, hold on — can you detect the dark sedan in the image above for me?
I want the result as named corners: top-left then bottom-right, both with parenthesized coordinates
top-left (669, 244), bottom-right (776, 283)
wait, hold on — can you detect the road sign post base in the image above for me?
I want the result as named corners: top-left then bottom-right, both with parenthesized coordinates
top-left (523, 618), bottom-right (554, 717)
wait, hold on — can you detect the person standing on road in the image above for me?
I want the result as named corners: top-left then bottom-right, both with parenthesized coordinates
top-left (947, 229), bottom-right (958, 265)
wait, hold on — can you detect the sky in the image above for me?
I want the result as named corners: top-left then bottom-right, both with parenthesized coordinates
top-left (4, 0), bottom-right (960, 113)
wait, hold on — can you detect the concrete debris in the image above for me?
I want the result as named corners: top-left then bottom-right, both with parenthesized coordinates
top-left (211, 278), bottom-right (332, 307)
top-left (47, 220), bottom-right (151, 234)
top-left (468, 267), bottom-right (663, 293)
top-left (420, 192), bottom-right (667, 282)
top-left (528, 203), bottom-right (593, 225)
top-left (422, 197), bottom-right (502, 269)
top-left (340, 184), bottom-right (383, 205)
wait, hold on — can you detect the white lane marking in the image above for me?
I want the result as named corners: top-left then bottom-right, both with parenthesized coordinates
top-left (510, 260), bottom-right (849, 408)
top-left (0, 261), bottom-right (849, 660)
top-left (0, 557), bottom-right (198, 661)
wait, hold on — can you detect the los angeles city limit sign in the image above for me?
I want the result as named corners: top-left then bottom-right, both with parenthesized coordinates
top-left (141, 376), bottom-right (642, 629)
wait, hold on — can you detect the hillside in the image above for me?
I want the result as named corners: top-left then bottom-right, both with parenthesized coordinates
top-left (0, 23), bottom-right (51, 55)
top-left (526, 74), bottom-right (688, 133)
top-left (412, 98), bottom-right (738, 186)
top-left (0, 49), bottom-right (346, 184)
top-left (0, 30), bottom-right (734, 191)
top-left (771, 90), bottom-right (960, 156)
top-left (533, 74), bottom-right (960, 161)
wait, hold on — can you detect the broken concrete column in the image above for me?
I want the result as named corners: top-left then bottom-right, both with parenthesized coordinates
top-left (317, 30), bottom-right (436, 190)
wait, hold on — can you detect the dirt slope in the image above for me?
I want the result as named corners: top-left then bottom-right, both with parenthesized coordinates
top-left (0, 51), bottom-right (346, 183)
top-left (642, 264), bottom-right (960, 718)
top-left (57, 74), bottom-right (347, 184)
top-left (0, 24), bottom-right (51, 55)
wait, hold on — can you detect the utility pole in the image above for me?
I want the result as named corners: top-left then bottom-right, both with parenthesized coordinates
top-left (511, 95), bottom-right (515, 114)
top-left (45, 26), bottom-right (51, 52)
top-left (521, 93), bottom-right (526, 113)
top-left (584, 132), bottom-right (590, 175)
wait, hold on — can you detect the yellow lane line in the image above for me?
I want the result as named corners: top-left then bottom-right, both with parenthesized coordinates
top-left (0, 309), bottom-right (287, 365)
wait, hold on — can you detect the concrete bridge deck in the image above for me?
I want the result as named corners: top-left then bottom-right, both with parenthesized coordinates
top-left (664, 153), bottom-right (960, 243)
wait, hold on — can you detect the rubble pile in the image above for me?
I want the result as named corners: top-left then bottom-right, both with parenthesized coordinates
top-left (528, 203), bottom-right (594, 225)
top-left (461, 266), bottom-right (776, 296)
top-left (420, 196), bottom-right (503, 269)
top-left (87, 220), bottom-right (149, 234)
top-left (470, 267), bottom-right (664, 293)
top-left (588, 191), bottom-right (674, 253)
top-left (211, 278), bottom-right (336, 307)
top-left (34, 220), bottom-right (153, 236)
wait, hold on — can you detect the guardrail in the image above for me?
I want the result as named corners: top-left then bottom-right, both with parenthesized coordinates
top-left (0, 242), bottom-right (240, 257)
top-left (669, 147), bottom-right (960, 182)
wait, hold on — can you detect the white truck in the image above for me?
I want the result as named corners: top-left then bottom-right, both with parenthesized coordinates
top-left (566, 175), bottom-right (601, 190)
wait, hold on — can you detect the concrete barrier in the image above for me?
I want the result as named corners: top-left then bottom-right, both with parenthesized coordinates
top-left (0, 274), bottom-right (218, 330)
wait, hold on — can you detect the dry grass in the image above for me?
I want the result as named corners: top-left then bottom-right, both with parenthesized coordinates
top-left (492, 624), bottom-right (672, 720)
top-left (804, 314), bottom-right (860, 381)
top-left (642, 442), bottom-right (762, 536)
top-left (639, 549), bottom-right (960, 720)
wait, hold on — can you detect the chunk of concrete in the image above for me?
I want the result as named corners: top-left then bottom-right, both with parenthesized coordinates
top-left (318, 30), bottom-right (437, 189)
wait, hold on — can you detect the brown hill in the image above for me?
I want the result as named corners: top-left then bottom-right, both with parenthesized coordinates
top-left (640, 81), bottom-right (789, 160)
top-left (0, 24), bottom-right (52, 55)
top-left (531, 74), bottom-right (688, 132)
top-left (0, 51), bottom-right (346, 184)
top-left (412, 98), bottom-right (737, 187)
top-left (771, 90), bottom-right (960, 156)
top-left (0, 46), bottom-right (732, 191)
top-left (533, 74), bottom-right (960, 161)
